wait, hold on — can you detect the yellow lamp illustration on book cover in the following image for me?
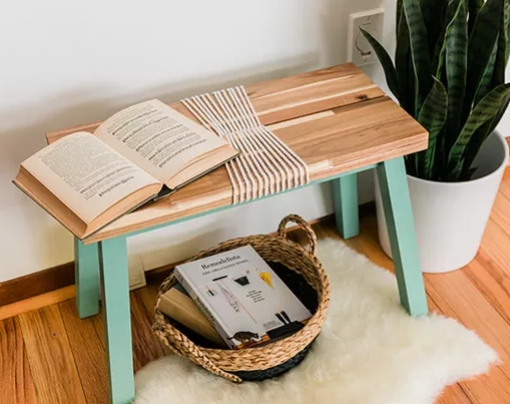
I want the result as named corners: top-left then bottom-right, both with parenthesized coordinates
top-left (257, 268), bottom-right (273, 289)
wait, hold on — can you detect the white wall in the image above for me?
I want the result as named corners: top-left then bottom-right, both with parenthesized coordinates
top-left (1, 0), bottom-right (508, 282)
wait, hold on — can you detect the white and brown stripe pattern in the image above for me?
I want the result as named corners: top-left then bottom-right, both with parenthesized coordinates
top-left (182, 86), bottom-right (309, 204)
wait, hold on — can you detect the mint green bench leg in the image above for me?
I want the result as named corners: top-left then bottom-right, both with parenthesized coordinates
top-left (74, 237), bottom-right (100, 319)
top-left (99, 236), bottom-right (135, 404)
top-left (376, 158), bottom-right (428, 316)
top-left (332, 174), bottom-right (359, 239)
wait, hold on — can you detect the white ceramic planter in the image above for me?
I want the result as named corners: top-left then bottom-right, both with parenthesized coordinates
top-left (375, 131), bottom-right (509, 273)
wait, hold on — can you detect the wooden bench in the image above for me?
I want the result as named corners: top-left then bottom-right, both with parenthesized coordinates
top-left (47, 63), bottom-right (429, 404)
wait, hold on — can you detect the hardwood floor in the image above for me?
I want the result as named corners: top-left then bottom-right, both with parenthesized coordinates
top-left (2, 171), bottom-right (510, 403)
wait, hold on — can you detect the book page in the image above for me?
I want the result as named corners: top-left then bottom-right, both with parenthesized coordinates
top-left (21, 132), bottom-right (160, 223)
top-left (94, 99), bottom-right (227, 184)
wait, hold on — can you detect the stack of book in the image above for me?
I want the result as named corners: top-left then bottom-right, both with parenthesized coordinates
top-left (158, 245), bottom-right (313, 350)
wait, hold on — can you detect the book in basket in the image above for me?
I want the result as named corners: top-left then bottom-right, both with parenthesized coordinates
top-left (174, 245), bottom-right (312, 349)
top-left (157, 282), bottom-right (226, 347)
top-left (12, 99), bottom-right (238, 239)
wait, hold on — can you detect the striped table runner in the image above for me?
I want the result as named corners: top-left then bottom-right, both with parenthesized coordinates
top-left (182, 86), bottom-right (309, 204)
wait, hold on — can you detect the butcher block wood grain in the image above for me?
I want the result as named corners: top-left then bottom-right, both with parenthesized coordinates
top-left (45, 63), bottom-right (428, 243)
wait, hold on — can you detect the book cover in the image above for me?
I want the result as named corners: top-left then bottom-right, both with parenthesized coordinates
top-left (174, 245), bottom-right (312, 349)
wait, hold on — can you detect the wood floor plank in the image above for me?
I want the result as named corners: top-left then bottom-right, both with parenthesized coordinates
top-left (491, 184), bottom-right (510, 236)
top-left (19, 305), bottom-right (86, 404)
top-left (130, 290), bottom-right (166, 372)
top-left (463, 251), bottom-right (510, 325)
top-left (427, 285), bottom-right (501, 404)
top-left (424, 270), bottom-right (510, 403)
top-left (59, 299), bottom-right (108, 404)
top-left (498, 169), bottom-right (510, 196)
top-left (0, 318), bottom-right (36, 404)
top-left (139, 279), bottom-right (173, 356)
top-left (139, 280), bottom-right (161, 315)
top-left (436, 384), bottom-right (473, 404)
top-left (425, 265), bottom-right (510, 370)
top-left (458, 371), bottom-right (510, 404)
top-left (354, 215), bottom-right (395, 273)
top-left (481, 219), bottom-right (510, 278)
top-left (21, 343), bottom-right (37, 403)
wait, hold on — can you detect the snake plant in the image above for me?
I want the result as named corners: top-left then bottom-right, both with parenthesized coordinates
top-left (362, 0), bottom-right (510, 181)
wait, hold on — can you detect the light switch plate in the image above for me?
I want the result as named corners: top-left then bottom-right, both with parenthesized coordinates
top-left (347, 8), bottom-right (385, 66)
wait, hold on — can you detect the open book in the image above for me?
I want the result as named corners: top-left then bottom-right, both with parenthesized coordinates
top-left (13, 99), bottom-right (239, 239)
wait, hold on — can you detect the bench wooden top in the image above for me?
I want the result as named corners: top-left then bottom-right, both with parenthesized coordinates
top-left (46, 63), bottom-right (428, 244)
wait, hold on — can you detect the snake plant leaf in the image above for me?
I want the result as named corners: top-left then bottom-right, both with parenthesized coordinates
top-left (421, 0), bottom-right (448, 57)
top-left (432, 0), bottom-right (466, 77)
top-left (417, 77), bottom-right (448, 179)
top-left (466, 94), bottom-right (510, 176)
top-left (397, 0), bottom-right (403, 37)
top-left (474, 42), bottom-right (498, 105)
top-left (395, 13), bottom-right (412, 112)
top-left (459, 120), bottom-right (497, 179)
top-left (403, 0), bottom-right (432, 113)
top-left (507, 1), bottom-right (510, 64)
top-left (493, 4), bottom-right (509, 86)
top-left (431, 0), bottom-right (460, 77)
top-left (468, 0), bottom-right (484, 35)
top-left (465, 0), bottom-right (505, 116)
top-left (448, 83), bottom-right (510, 178)
top-left (489, 92), bottom-right (510, 134)
top-left (407, 57), bottom-right (418, 119)
top-left (360, 29), bottom-right (401, 101)
top-left (445, 0), bottom-right (468, 144)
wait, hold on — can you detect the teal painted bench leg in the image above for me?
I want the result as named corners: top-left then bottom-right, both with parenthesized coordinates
top-left (376, 157), bottom-right (428, 316)
top-left (99, 236), bottom-right (135, 404)
top-left (74, 237), bottom-right (100, 319)
top-left (332, 174), bottom-right (359, 239)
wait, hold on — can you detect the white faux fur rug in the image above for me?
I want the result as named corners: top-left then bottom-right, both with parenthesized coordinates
top-left (134, 238), bottom-right (498, 404)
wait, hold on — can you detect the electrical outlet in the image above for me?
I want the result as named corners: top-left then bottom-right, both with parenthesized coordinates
top-left (347, 9), bottom-right (385, 66)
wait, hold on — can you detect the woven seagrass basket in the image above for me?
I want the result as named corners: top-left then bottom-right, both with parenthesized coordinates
top-left (152, 214), bottom-right (330, 383)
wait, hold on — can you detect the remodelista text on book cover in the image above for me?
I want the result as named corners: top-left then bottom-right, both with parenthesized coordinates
top-left (174, 245), bottom-right (312, 349)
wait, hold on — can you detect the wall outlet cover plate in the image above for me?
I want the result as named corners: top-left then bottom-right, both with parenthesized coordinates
top-left (347, 8), bottom-right (385, 66)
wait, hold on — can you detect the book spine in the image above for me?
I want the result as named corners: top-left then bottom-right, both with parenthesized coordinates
top-left (174, 270), bottom-right (236, 349)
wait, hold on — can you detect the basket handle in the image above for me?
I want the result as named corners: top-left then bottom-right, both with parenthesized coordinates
top-left (277, 214), bottom-right (317, 257)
